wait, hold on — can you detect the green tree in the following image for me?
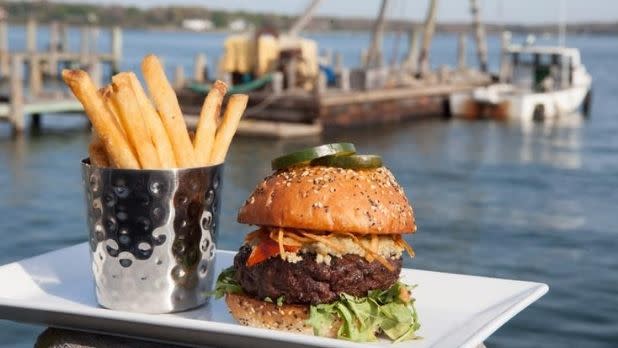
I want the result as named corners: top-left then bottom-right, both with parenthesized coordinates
top-left (211, 11), bottom-right (228, 28)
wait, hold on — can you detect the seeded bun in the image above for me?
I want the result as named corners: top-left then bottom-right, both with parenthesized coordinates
top-left (225, 293), bottom-right (340, 337)
top-left (237, 166), bottom-right (416, 234)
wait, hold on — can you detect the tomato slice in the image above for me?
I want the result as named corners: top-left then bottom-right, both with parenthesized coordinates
top-left (246, 237), bottom-right (300, 267)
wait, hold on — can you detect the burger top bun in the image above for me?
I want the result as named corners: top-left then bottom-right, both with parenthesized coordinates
top-left (237, 166), bottom-right (416, 235)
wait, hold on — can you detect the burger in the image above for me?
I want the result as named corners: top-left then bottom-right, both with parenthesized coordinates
top-left (213, 143), bottom-right (420, 342)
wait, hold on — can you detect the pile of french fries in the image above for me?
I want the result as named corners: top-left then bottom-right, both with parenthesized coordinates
top-left (63, 54), bottom-right (248, 169)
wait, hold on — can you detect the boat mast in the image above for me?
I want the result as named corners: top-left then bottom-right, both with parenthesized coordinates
top-left (365, 0), bottom-right (391, 68)
top-left (558, 0), bottom-right (566, 46)
top-left (469, 0), bottom-right (488, 72)
top-left (287, 0), bottom-right (324, 37)
top-left (417, 0), bottom-right (438, 77)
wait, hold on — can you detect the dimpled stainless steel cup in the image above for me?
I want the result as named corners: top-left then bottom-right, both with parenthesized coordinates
top-left (81, 159), bottom-right (222, 313)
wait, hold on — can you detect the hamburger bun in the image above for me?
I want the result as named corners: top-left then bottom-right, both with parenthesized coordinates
top-left (237, 166), bottom-right (416, 234)
top-left (225, 293), bottom-right (341, 337)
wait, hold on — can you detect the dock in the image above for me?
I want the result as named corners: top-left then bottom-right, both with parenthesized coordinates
top-left (177, 59), bottom-right (491, 134)
top-left (0, 18), bottom-right (121, 134)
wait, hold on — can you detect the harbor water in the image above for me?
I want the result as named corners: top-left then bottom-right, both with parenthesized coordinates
top-left (0, 28), bottom-right (617, 347)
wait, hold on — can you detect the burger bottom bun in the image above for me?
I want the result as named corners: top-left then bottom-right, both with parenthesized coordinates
top-left (225, 292), bottom-right (341, 338)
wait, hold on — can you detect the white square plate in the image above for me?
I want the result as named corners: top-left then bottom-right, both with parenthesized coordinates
top-left (0, 243), bottom-right (547, 348)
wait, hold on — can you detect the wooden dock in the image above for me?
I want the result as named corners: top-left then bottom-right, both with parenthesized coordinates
top-left (0, 19), bottom-right (122, 134)
top-left (178, 66), bottom-right (491, 133)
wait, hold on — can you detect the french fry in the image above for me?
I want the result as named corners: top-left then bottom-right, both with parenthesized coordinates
top-left (62, 69), bottom-right (140, 169)
top-left (89, 131), bottom-right (110, 167)
top-left (98, 85), bottom-right (126, 137)
top-left (98, 85), bottom-right (138, 164)
top-left (194, 80), bottom-right (228, 166)
top-left (141, 54), bottom-right (196, 168)
top-left (112, 72), bottom-right (177, 168)
top-left (109, 79), bottom-right (161, 169)
top-left (209, 94), bottom-right (248, 164)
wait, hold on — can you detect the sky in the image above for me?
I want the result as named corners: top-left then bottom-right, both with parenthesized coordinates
top-left (56, 0), bottom-right (618, 24)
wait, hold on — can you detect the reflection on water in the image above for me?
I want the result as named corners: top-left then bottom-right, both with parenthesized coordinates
top-left (519, 114), bottom-right (584, 170)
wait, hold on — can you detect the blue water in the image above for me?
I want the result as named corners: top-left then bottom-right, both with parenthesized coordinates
top-left (1, 27), bottom-right (617, 347)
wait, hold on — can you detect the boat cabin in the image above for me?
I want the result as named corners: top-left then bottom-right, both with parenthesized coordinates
top-left (501, 45), bottom-right (588, 92)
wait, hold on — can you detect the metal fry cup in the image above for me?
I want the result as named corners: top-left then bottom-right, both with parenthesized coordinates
top-left (81, 159), bottom-right (222, 313)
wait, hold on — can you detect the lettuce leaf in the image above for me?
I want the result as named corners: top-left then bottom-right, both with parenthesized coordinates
top-left (307, 303), bottom-right (337, 337)
top-left (380, 301), bottom-right (420, 342)
top-left (307, 282), bottom-right (421, 342)
top-left (209, 266), bottom-right (243, 299)
top-left (335, 295), bottom-right (381, 342)
top-left (276, 295), bottom-right (285, 307)
top-left (209, 267), bottom-right (421, 343)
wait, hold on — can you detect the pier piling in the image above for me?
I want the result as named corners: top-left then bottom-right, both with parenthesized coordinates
top-left (174, 65), bottom-right (185, 89)
top-left (0, 19), bottom-right (8, 79)
top-left (29, 54), bottom-right (43, 97)
top-left (315, 71), bottom-right (327, 95)
top-left (285, 58), bottom-right (297, 90)
top-left (48, 21), bottom-right (60, 76)
top-left (10, 55), bottom-right (25, 134)
top-left (334, 52), bottom-right (343, 72)
top-left (272, 72), bottom-right (283, 95)
top-left (88, 61), bottom-right (103, 88)
top-left (323, 49), bottom-right (333, 66)
top-left (339, 68), bottom-right (350, 92)
top-left (49, 22), bottom-right (60, 52)
top-left (30, 113), bottom-right (42, 132)
top-left (59, 24), bottom-right (68, 52)
top-left (80, 26), bottom-right (90, 65)
top-left (222, 72), bottom-right (232, 86)
top-left (360, 48), bottom-right (368, 67)
top-left (90, 27), bottom-right (99, 55)
top-left (194, 53), bottom-right (206, 82)
top-left (111, 27), bottom-right (122, 74)
top-left (26, 18), bottom-right (37, 53)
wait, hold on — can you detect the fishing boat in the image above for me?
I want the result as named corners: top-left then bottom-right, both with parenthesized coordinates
top-left (449, 43), bottom-right (592, 121)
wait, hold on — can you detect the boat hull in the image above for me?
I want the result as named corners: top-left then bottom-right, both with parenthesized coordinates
top-left (450, 83), bottom-right (591, 121)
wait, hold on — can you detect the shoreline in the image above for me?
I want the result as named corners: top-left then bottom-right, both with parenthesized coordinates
top-left (4, 20), bottom-right (618, 37)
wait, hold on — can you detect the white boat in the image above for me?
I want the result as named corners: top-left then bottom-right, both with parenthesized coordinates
top-left (450, 44), bottom-right (592, 121)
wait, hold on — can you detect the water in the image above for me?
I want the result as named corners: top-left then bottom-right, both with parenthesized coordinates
top-left (1, 28), bottom-right (617, 347)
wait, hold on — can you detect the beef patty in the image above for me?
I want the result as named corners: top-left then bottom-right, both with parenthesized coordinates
top-left (233, 244), bottom-right (402, 305)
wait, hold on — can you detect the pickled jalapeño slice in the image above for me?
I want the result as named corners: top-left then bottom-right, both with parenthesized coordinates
top-left (310, 154), bottom-right (383, 169)
top-left (271, 143), bottom-right (356, 170)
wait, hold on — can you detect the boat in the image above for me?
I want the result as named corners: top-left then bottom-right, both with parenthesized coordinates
top-left (449, 44), bottom-right (592, 121)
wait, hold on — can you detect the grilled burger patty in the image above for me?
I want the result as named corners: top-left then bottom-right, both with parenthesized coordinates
top-left (233, 244), bottom-right (402, 305)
